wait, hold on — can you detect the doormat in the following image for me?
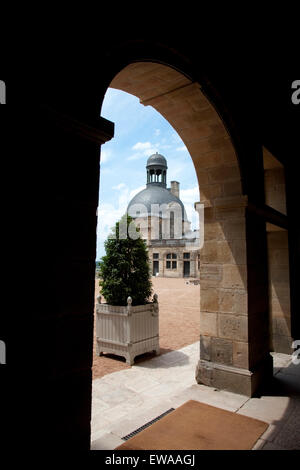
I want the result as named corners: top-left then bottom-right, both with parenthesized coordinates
top-left (116, 400), bottom-right (268, 450)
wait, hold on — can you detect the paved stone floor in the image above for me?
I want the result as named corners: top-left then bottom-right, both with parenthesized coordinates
top-left (91, 343), bottom-right (300, 450)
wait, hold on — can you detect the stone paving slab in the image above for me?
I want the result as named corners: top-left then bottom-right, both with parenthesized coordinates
top-left (91, 342), bottom-right (199, 442)
top-left (91, 432), bottom-right (124, 450)
top-left (171, 384), bottom-right (249, 412)
top-left (109, 401), bottom-right (177, 439)
top-left (237, 395), bottom-right (292, 423)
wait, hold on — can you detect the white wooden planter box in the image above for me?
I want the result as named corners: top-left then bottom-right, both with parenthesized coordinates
top-left (96, 295), bottom-right (159, 365)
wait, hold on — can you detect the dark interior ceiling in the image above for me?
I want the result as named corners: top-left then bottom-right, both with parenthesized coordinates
top-left (2, 34), bottom-right (298, 165)
top-left (104, 37), bottom-right (299, 167)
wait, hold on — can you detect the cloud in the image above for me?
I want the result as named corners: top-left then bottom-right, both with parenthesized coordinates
top-left (100, 148), bottom-right (112, 164)
top-left (128, 140), bottom-right (176, 161)
top-left (180, 186), bottom-right (200, 204)
top-left (176, 145), bottom-right (187, 152)
top-left (112, 183), bottom-right (126, 191)
top-left (98, 184), bottom-right (144, 230)
top-left (179, 186), bottom-right (200, 230)
top-left (97, 183), bottom-right (145, 259)
top-left (128, 185), bottom-right (145, 200)
top-left (160, 144), bottom-right (172, 150)
top-left (128, 141), bottom-right (159, 160)
top-left (127, 153), bottom-right (145, 161)
top-left (167, 162), bottom-right (186, 180)
top-left (171, 132), bottom-right (182, 144)
top-left (132, 142), bottom-right (153, 151)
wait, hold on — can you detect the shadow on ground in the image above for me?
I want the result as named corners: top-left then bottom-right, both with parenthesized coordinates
top-left (99, 347), bottom-right (190, 369)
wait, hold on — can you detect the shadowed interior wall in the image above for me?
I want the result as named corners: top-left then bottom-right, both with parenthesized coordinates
top-left (264, 148), bottom-right (292, 353)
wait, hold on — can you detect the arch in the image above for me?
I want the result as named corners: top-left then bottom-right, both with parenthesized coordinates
top-left (109, 62), bottom-right (242, 206)
top-left (99, 60), bottom-right (273, 396)
top-left (12, 38), bottom-right (297, 452)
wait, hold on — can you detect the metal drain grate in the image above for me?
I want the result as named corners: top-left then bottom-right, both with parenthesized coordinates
top-left (121, 408), bottom-right (175, 441)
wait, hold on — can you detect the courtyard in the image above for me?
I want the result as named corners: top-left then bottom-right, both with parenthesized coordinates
top-left (92, 277), bottom-right (200, 379)
top-left (91, 277), bottom-right (300, 450)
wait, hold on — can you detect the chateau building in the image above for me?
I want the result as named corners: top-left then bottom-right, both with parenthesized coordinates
top-left (127, 152), bottom-right (200, 278)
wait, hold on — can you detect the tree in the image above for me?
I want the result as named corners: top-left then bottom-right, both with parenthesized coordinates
top-left (99, 214), bottom-right (152, 306)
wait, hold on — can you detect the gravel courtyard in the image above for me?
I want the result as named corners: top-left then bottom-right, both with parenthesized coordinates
top-left (92, 277), bottom-right (200, 379)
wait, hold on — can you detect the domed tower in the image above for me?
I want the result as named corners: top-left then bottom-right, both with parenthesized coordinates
top-left (127, 152), bottom-right (198, 279)
top-left (128, 152), bottom-right (188, 222)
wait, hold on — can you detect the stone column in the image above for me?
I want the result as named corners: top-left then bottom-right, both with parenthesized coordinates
top-left (10, 101), bottom-right (114, 450)
top-left (190, 252), bottom-right (196, 277)
top-left (196, 195), bottom-right (273, 396)
top-left (267, 225), bottom-right (292, 353)
top-left (284, 163), bottom-right (300, 346)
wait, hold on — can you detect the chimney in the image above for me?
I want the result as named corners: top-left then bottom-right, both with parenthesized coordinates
top-left (170, 181), bottom-right (180, 199)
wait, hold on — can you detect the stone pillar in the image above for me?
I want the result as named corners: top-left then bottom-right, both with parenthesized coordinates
top-left (264, 167), bottom-right (286, 214)
top-left (9, 101), bottom-right (114, 450)
top-left (263, 155), bottom-right (293, 352)
top-left (196, 195), bottom-right (273, 396)
top-left (190, 252), bottom-right (196, 277)
top-left (285, 164), bottom-right (300, 342)
top-left (267, 225), bottom-right (292, 353)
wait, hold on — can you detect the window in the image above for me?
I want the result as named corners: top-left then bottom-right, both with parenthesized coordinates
top-left (166, 253), bottom-right (177, 269)
top-left (153, 253), bottom-right (159, 259)
top-left (197, 254), bottom-right (200, 270)
top-left (183, 252), bottom-right (190, 259)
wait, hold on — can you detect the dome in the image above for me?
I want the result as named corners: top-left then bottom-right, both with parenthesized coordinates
top-left (146, 152), bottom-right (167, 168)
top-left (127, 152), bottom-right (188, 222)
top-left (127, 185), bottom-right (188, 221)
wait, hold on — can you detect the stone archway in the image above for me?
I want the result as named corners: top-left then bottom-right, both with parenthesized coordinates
top-left (8, 39), bottom-right (298, 452)
top-left (101, 62), bottom-right (273, 396)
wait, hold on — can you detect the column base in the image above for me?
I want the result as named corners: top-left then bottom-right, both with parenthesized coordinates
top-left (195, 354), bottom-right (273, 397)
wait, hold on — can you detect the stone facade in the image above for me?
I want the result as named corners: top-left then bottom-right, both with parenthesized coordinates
top-left (148, 244), bottom-right (200, 278)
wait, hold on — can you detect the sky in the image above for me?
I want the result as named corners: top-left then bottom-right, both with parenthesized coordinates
top-left (96, 88), bottom-right (200, 260)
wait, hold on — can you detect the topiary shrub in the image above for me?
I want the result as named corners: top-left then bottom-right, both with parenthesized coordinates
top-left (99, 214), bottom-right (152, 306)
